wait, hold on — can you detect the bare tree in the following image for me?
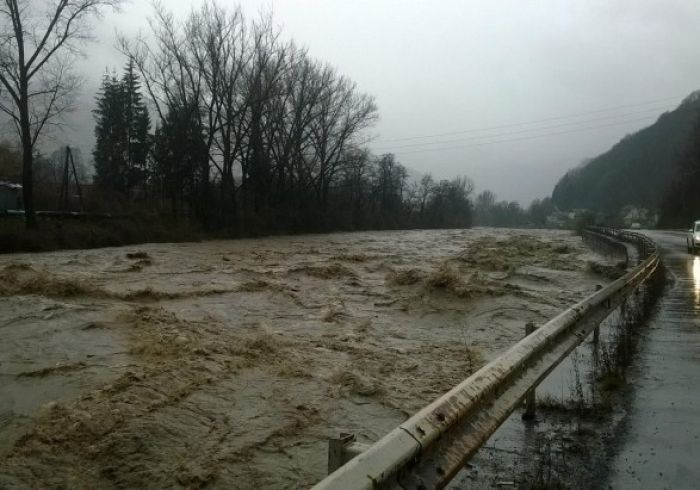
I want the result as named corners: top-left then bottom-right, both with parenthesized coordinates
top-left (188, 2), bottom-right (249, 225)
top-left (240, 13), bottom-right (290, 212)
top-left (475, 189), bottom-right (497, 225)
top-left (417, 173), bottom-right (435, 218)
top-left (309, 65), bottom-right (377, 207)
top-left (0, 0), bottom-right (124, 228)
top-left (121, 1), bottom-right (380, 229)
top-left (121, 2), bottom-right (251, 226)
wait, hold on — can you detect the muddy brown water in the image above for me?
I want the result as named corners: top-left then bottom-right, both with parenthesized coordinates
top-left (0, 229), bottom-right (618, 489)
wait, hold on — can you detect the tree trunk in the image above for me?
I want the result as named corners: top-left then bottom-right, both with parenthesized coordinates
top-left (19, 84), bottom-right (38, 229)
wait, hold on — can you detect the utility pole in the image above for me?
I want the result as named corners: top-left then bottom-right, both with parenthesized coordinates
top-left (57, 146), bottom-right (84, 212)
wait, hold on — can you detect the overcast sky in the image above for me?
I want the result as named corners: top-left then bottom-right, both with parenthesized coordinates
top-left (58, 0), bottom-right (700, 204)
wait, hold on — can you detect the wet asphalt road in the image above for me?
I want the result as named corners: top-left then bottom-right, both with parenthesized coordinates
top-left (604, 230), bottom-right (700, 489)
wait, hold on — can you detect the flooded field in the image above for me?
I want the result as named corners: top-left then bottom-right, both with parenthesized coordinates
top-left (0, 228), bottom-right (620, 489)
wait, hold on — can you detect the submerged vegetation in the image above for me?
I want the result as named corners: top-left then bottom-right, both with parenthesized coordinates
top-left (511, 233), bottom-right (667, 490)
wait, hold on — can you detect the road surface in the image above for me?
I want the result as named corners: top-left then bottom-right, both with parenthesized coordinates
top-left (604, 230), bottom-right (700, 489)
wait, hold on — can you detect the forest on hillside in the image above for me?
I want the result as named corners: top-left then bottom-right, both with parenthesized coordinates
top-left (658, 94), bottom-right (700, 227)
top-left (551, 93), bottom-right (700, 218)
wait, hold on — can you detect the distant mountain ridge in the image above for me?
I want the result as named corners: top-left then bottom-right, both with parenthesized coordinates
top-left (551, 92), bottom-right (700, 214)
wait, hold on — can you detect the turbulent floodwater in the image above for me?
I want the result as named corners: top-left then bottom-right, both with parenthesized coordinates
top-left (0, 228), bottom-right (618, 489)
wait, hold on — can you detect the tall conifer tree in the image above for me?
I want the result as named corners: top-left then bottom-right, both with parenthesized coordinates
top-left (93, 60), bottom-right (151, 197)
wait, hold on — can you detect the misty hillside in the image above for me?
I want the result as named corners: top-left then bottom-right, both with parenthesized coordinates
top-left (551, 92), bottom-right (700, 214)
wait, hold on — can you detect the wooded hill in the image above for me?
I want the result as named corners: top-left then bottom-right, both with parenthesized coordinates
top-left (551, 92), bottom-right (700, 215)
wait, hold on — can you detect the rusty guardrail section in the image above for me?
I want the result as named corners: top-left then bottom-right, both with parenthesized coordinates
top-left (312, 228), bottom-right (659, 490)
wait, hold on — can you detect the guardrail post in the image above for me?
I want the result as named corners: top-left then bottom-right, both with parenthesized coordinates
top-left (522, 322), bottom-right (537, 421)
top-left (328, 436), bottom-right (346, 474)
top-left (328, 433), bottom-right (356, 474)
top-left (312, 228), bottom-right (660, 489)
top-left (327, 433), bottom-right (370, 474)
top-left (593, 285), bottom-right (602, 344)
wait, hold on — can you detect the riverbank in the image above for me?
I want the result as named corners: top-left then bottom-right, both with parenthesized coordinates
top-left (0, 216), bottom-right (201, 254)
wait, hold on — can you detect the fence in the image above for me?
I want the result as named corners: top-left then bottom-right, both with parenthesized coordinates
top-left (312, 228), bottom-right (660, 490)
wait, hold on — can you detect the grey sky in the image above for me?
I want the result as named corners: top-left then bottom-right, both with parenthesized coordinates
top-left (61, 0), bottom-right (700, 204)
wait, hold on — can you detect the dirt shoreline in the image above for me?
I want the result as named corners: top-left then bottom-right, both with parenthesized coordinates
top-left (0, 228), bottom-right (620, 489)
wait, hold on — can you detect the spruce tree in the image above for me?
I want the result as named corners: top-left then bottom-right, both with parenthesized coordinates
top-left (122, 60), bottom-right (151, 195)
top-left (93, 60), bottom-right (151, 198)
top-left (93, 71), bottom-right (124, 193)
top-left (153, 100), bottom-right (208, 218)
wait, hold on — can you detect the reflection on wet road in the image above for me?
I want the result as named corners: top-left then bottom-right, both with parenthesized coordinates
top-left (691, 257), bottom-right (700, 312)
top-left (605, 231), bottom-right (700, 489)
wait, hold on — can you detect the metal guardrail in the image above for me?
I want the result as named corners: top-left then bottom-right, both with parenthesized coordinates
top-left (585, 227), bottom-right (657, 264)
top-left (312, 228), bottom-right (660, 490)
top-left (582, 228), bottom-right (629, 264)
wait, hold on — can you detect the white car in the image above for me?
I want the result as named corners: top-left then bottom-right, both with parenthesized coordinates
top-left (687, 221), bottom-right (700, 254)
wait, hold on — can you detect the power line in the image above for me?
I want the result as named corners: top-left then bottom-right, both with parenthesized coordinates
top-left (391, 115), bottom-right (657, 156)
top-left (373, 106), bottom-right (671, 151)
top-left (375, 94), bottom-right (686, 143)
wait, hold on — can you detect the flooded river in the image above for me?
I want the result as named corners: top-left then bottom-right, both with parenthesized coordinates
top-left (0, 228), bottom-right (618, 489)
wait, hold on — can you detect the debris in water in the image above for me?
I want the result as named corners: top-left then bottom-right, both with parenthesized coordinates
top-left (386, 268), bottom-right (423, 285)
